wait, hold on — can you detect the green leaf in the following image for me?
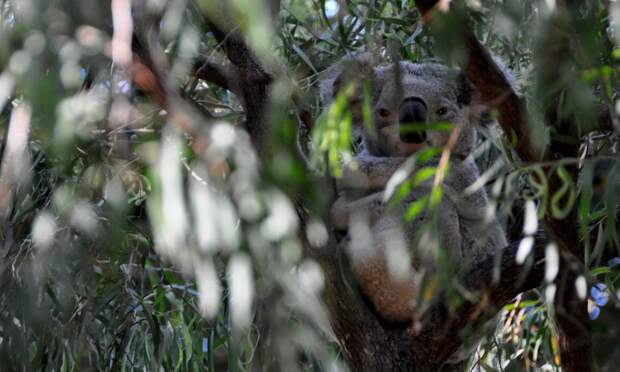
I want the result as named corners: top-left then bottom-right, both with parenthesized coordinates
top-left (390, 179), bottom-right (412, 205)
top-left (399, 121), bottom-right (454, 133)
top-left (373, 16), bottom-right (411, 26)
top-left (406, 196), bottom-right (428, 222)
top-left (589, 223), bottom-right (607, 267)
top-left (311, 81), bottom-right (357, 177)
top-left (182, 318), bottom-right (194, 365)
top-left (579, 160), bottom-right (594, 241)
top-left (417, 147), bottom-right (442, 163)
top-left (550, 166), bottom-right (576, 219)
top-left (527, 167), bottom-right (548, 219)
top-left (429, 187), bottom-right (443, 207)
top-left (590, 266), bottom-right (612, 276)
top-left (504, 300), bottom-right (540, 311)
top-left (412, 166), bottom-right (437, 187)
top-left (291, 44), bottom-right (317, 74)
top-left (362, 80), bottom-right (374, 133)
top-left (604, 162), bottom-right (620, 248)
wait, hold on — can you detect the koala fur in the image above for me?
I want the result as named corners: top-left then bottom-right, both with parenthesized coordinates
top-left (321, 55), bottom-right (508, 322)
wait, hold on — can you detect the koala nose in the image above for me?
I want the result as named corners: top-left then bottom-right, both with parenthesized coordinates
top-left (399, 97), bottom-right (428, 144)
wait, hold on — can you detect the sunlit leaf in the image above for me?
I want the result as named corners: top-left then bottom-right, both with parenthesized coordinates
top-left (516, 236), bottom-right (534, 265)
top-left (544, 243), bottom-right (559, 283)
top-left (523, 199), bottom-right (538, 235)
top-left (405, 196), bottom-right (428, 222)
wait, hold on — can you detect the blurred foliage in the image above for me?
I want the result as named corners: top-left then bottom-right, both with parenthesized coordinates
top-left (0, 0), bottom-right (620, 371)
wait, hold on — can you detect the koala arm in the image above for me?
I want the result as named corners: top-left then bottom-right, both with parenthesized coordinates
top-left (331, 191), bottom-right (385, 230)
top-left (438, 200), bottom-right (463, 260)
top-left (332, 152), bottom-right (407, 230)
top-left (340, 153), bottom-right (407, 190)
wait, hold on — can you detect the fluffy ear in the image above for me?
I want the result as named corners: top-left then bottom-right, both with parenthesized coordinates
top-left (453, 71), bottom-right (492, 131)
top-left (456, 71), bottom-right (475, 107)
top-left (319, 53), bottom-right (377, 108)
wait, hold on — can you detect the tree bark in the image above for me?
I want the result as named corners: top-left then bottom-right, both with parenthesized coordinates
top-left (556, 265), bottom-right (594, 371)
top-left (308, 229), bottom-right (546, 371)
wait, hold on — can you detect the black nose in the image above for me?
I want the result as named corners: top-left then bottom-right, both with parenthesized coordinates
top-left (399, 97), bottom-right (427, 144)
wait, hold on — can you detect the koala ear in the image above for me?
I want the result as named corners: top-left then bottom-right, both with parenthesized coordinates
top-left (319, 53), bottom-right (377, 107)
top-left (456, 72), bottom-right (474, 106)
top-left (456, 71), bottom-right (497, 128)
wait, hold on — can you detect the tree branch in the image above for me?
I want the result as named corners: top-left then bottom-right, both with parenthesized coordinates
top-left (413, 235), bottom-right (546, 370)
top-left (416, 1), bottom-right (536, 162)
top-left (201, 17), bottom-right (273, 155)
top-left (130, 34), bottom-right (170, 109)
top-left (129, 13), bottom-right (218, 142)
top-left (313, 226), bottom-right (547, 371)
top-left (192, 57), bottom-right (242, 96)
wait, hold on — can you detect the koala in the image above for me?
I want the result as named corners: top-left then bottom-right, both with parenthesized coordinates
top-left (320, 55), bottom-right (508, 322)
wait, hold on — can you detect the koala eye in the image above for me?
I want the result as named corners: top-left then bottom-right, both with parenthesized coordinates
top-left (436, 107), bottom-right (448, 116)
top-left (377, 108), bottom-right (390, 118)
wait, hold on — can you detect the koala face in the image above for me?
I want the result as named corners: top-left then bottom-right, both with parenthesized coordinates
top-left (370, 62), bottom-right (478, 158)
top-left (321, 57), bottom-right (483, 158)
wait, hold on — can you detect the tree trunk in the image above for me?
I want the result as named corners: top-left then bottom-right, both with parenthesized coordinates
top-left (556, 262), bottom-right (594, 370)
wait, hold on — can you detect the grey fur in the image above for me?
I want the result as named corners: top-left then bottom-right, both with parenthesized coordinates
top-left (323, 56), bottom-right (508, 322)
